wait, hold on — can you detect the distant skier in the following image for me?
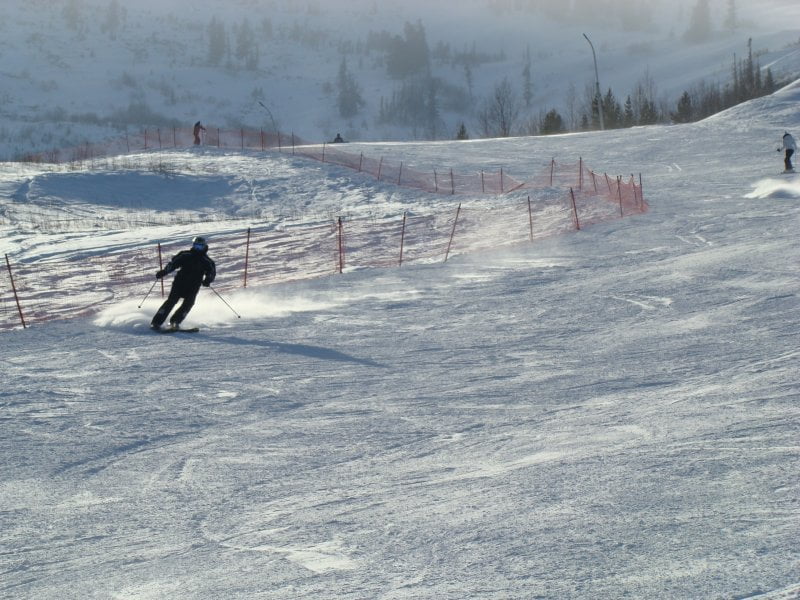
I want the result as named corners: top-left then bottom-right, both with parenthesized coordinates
top-left (333, 133), bottom-right (345, 143)
top-left (150, 236), bottom-right (216, 330)
top-left (193, 121), bottom-right (207, 145)
top-left (778, 131), bottom-right (796, 172)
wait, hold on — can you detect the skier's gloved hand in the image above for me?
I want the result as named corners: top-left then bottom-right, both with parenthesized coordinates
top-left (155, 269), bottom-right (167, 279)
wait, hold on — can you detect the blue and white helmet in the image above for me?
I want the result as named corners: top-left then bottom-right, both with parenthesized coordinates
top-left (191, 236), bottom-right (208, 252)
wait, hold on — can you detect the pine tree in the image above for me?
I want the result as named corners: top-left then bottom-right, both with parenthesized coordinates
top-left (235, 19), bottom-right (258, 69)
top-left (744, 38), bottom-right (755, 97)
top-left (672, 91), bottom-right (693, 123)
top-left (456, 122), bottom-right (469, 140)
top-left (386, 21), bottom-right (430, 79)
top-left (632, 71), bottom-right (660, 125)
top-left (337, 58), bottom-right (365, 118)
top-left (602, 88), bottom-right (622, 129)
top-left (207, 17), bottom-right (227, 67)
top-left (540, 109), bottom-right (565, 135)
top-left (763, 68), bottom-right (775, 94)
top-left (683, 0), bottom-right (712, 43)
top-left (623, 96), bottom-right (635, 128)
top-left (639, 100), bottom-right (660, 125)
top-left (425, 76), bottom-right (440, 139)
top-left (522, 46), bottom-right (533, 108)
top-left (464, 64), bottom-right (474, 102)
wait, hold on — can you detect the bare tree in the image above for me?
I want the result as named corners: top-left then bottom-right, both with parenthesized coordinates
top-left (477, 78), bottom-right (520, 137)
top-left (631, 69), bottom-right (660, 124)
top-left (564, 82), bottom-right (578, 131)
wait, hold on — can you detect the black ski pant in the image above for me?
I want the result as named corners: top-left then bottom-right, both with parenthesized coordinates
top-left (151, 283), bottom-right (200, 327)
top-left (786, 148), bottom-right (795, 171)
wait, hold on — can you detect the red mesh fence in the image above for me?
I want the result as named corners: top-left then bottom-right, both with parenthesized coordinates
top-left (19, 128), bottom-right (311, 164)
top-left (1, 177), bottom-right (645, 331)
top-left (4, 129), bottom-right (647, 331)
top-left (18, 128), bottom-right (637, 202)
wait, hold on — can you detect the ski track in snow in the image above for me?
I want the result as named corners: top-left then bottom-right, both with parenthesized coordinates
top-left (1, 86), bottom-right (800, 599)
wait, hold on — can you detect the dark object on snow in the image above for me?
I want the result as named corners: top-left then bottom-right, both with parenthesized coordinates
top-left (151, 236), bottom-right (216, 329)
top-left (332, 133), bottom-right (345, 143)
top-left (152, 326), bottom-right (200, 333)
top-left (193, 121), bottom-right (207, 145)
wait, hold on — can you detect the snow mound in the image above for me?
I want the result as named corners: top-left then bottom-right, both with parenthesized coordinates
top-left (93, 286), bottom-right (340, 331)
top-left (745, 176), bottom-right (800, 199)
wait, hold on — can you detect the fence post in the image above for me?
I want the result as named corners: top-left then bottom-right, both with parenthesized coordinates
top-left (173, 127), bottom-right (177, 148)
top-left (359, 153), bottom-right (363, 172)
top-left (126, 132), bottom-right (130, 153)
top-left (398, 161), bottom-right (403, 186)
top-left (157, 128), bottom-right (162, 150)
top-left (639, 173), bottom-right (644, 210)
top-left (377, 157), bottom-right (383, 181)
top-left (157, 243), bottom-right (165, 297)
top-left (399, 212), bottom-right (407, 267)
top-left (605, 173), bottom-right (613, 194)
top-left (578, 157), bottom-right (583, 191)
top-left (500, 168), bottom-right (504, 193)
top-left (217, 128), bottom-right (220, 148)
top-left (434, 169), bottom-right (438, 193)
top-left (569, 188), bottom-right (581, 231)
top-left (444, 203), bottom-right (462, 262)
top-left (550, 158), bottom-right (555, 186)
top-left (481, 170), bottom-right (485, 193)
top-left (322, 142), bottom-right (326, 163)
top-left (591, 170), bottom-right (598, 192)
top-left (617, 176), bottom-right (624, 217)
top-left (450, 169), bottom-right (455, 195)
top-left (527, 195), bottom-right (534, 241)
top-left (337, 217), bottom-right (345, 274)
top-left (4, 254), bottom-right (27, 329)
top-left (243, 227), bottom-right (251, 288)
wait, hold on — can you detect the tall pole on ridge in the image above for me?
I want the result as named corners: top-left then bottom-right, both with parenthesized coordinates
top-left (257, 101), bottom-right (279, 142)
top-left (583, 33), bottom-right (605, 131)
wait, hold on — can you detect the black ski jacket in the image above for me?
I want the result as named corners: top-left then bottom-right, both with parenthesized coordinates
top-left (163, 249), bottom-right (216, 292)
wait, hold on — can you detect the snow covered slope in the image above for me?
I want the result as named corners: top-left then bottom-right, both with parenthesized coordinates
top-left (1, 0), bottom-right (799, 155)
top-left (1, 80), bottom-right (799, 598)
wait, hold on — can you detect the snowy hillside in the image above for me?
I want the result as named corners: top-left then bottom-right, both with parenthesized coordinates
top-left (1, 0), bottom-right (800, 157)
top-left (2, 56), bottom-right (800, 599)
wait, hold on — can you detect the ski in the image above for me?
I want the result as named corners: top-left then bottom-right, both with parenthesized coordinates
top-left (152, 327), bottom-right (200, 334)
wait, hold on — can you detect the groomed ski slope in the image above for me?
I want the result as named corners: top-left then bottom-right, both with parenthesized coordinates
top-left (1, 82), bottom-right (800, 599)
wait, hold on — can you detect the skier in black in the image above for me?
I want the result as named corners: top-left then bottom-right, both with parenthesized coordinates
top-left (193, 121), bottom-right (206, 145)
top-left (150, 236), bottom-right (216, 330)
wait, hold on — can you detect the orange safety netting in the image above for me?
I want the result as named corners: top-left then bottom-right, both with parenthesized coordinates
top-left (3, 129), bottom-right (647, 331)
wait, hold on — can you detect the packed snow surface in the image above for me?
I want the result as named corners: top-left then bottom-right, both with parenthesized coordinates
top-left (1, 82), bottom-right (800, 599)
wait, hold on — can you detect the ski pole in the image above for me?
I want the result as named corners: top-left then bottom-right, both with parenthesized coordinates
top-left (209, 285), bottom-right (241, 318)
top-left (138, 279), bottom-right (159, 308)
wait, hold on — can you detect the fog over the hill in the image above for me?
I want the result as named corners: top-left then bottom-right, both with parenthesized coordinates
top-left (1, 0), bottom-right (799, 156)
